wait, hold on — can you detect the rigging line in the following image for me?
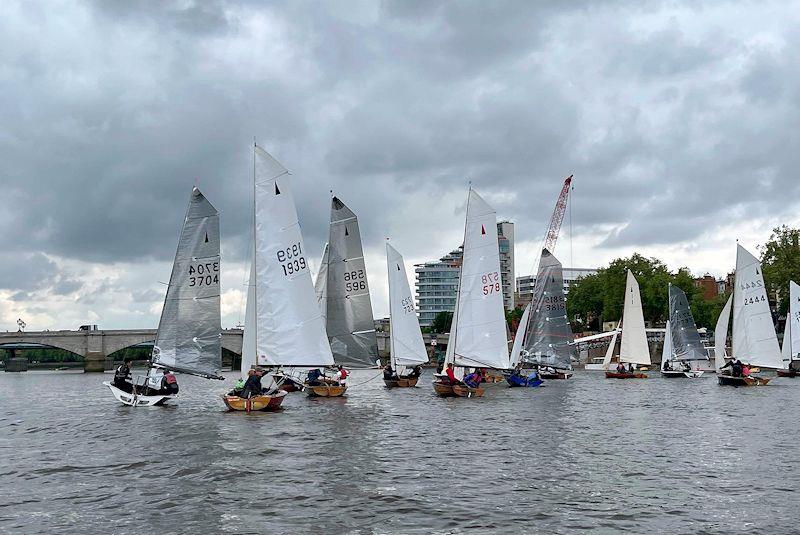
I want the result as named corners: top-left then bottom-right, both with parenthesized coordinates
top-left (345, 369), bottom-right (385, 388)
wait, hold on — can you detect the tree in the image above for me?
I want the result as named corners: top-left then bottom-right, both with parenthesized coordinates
top-left (431, 311), bottom-right (454, 334)
top-left (506, 307), bottom-right (524, 333)
top-left (761, 225), bottom-right (800, 316)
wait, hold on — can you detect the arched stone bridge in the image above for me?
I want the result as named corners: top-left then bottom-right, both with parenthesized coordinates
top-left (0, 329), bottom-right (244, 372)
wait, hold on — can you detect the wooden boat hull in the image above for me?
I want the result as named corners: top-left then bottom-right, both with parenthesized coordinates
top-left (452, 385), bottom-right (485, 398)
top-left (777, 369), bottom-right (799, 378)
top-left (222, 391), bottom-right (287, 412)
top-left (605, 371), bottom-right (648, 379)
top-left (433, 381), bottom-right (456, 397)
top-left (104, 381), bottom-right (174, 407)
top-left (271, 373), bottom-right (303, 392)
top-left (384, 376), bottom-right (419, 388)
top-left (717, 374), bottom-right (770, 387)
top-left (304, 383), bottom-right (347, 397)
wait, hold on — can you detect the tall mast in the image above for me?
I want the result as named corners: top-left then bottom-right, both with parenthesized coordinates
top-left (252, 141), bottom-right (258, 362)
top-left (451, 185), bottom-right (472, 365)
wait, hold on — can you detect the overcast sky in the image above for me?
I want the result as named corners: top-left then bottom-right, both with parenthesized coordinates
top-left (1, 0), bottom-right (799, 331)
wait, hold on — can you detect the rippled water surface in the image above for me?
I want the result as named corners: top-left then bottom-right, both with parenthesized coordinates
top-left (1, 369), bottom-right (799, 534)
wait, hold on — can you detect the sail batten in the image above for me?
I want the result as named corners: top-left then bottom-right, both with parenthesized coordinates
top-left (152, 187), bottom-right (222, 378)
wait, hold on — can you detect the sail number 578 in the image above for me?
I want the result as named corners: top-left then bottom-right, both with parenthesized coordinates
top-left (482, 272), bottom-right (501, 295)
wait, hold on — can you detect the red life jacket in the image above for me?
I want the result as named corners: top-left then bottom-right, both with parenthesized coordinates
top-left (165, 373), bottom-right (177, 384)
top-left (339, 369), bottom-right (348, 379)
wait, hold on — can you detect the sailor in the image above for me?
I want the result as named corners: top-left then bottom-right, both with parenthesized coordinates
top-left (681, 362), bottom-right (691, 372)
top-left (741, 363), bottom-right (751, 376)
top-left (383, 364), bottom-right (395, 380)
top-left (306, 368), bottom-right (324, 386)
top-left (241, 369), bottom-right (263, 399)
top-left (791, 360), bottom-right (800, 372)
top-left (444, 362), bottom-right (460, 385)
top-left (408, 365), bottom-right (423, 378)
top-left (161, 369), bottom-right (179, 395)
top-left (333, 365), bottom-right (349, 385)
top-left (230, 377), bottom-right (245, 396)
top-left (719, 358), bottom-right (743, 376)
top-left (616, 362), bottom-right (626, 374)
top-left (627, 363), bottom-right (635, 374)
top-left (114, 358), bottom-right (134, 393)
top-left (463, 370), bottom-right (481, 388)
top-left (663, 359), bottom-right (672, 371)
top-left (526, 369), bottom-right (540, 384)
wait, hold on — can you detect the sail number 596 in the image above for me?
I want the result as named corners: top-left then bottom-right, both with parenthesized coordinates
top-left (482, 272), bottom-right (501, 295)
top-left (344, 269), bottom-right (366, 292)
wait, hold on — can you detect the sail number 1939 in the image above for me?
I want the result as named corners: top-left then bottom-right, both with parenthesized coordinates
top-left (277, 242), bottom-right (307, 277)
top-left (482, 272), bottom-right (501, 295)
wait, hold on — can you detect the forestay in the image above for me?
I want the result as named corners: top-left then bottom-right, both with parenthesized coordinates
top-left (714, 295), bottom-right (732, 371)
top-left (523, 248), bottom-right (575, 370)
top-left (732, 244), bottom-right (782, 369)
top-left (668, 284), bottom-right (707, 361)
top-left (253, 146), bottom-right (334, 368)
top-left (452, 189), bottom-right (510, 370)
top-left (509, 303), bottom-right (531, 368)
top-left (619, 270), bottom-right (650, 365)
top-left (152, 187), bottom-right (222, 379)
top-left (386, 242), bottom-right (428, 371)
top-left (325, 196), bottom-right (379, 368)
top-left (781, 280), bottom-right (800, 366)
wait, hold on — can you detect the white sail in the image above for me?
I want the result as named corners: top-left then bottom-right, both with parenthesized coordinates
top-left (315, 242), bottom-right (329, 322)
top-left (784, 280), bottom-right (800, 367)
top-left (602, 327), bottom-right (619, 370)
top-left (452, 189), bottom-right (510, 370)
top-left (240, 257), bottom-right (257, 379)
top-left (151, 187), bottom-right (222, 378)
top-left (509, 303), bottom-right (532, 368)
top-left (619, 270), bottom-right (650, 365)
top-left (253, 146), bottom-right (334, 368)
top-left (661, 320), bottom-right (673, 370)
top-left (731, 244), bottom-right (782, 369)
top-left (714, 295), bottom-right (732, 371)
top-left (386, 242), bottom-right (429, 371)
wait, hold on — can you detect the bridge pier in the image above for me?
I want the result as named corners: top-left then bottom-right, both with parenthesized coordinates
top-left (84, 351), bottom-right (106, 373)
top-left (5, 349), bottom-right (28, 372)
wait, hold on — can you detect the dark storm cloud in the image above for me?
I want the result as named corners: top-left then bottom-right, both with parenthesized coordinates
top-left (1, 0), bottom-right (799, 281)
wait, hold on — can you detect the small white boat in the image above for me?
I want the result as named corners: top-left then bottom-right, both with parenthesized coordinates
top-left (103, 381), bottom-right (175, 406)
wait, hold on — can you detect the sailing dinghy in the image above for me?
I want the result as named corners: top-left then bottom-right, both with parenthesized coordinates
top-left (222, 145), bottom-right (333, 410)
top-left (605, 270), bottom-right (650, 378)
top-left (777, 281), bottom-right (800, 378)
top-left (715, 245), bottom-right (782, 386)
top-left (303, 196), bottom-right (380, 397)
top-left (432, 188), bottom-right (510, 397)
top-left (384, 241), bottom-right (428, 387)
top-left (105, 187), bottom-right (224, 406)
top-left (661, 284), bottom-right (706, 378)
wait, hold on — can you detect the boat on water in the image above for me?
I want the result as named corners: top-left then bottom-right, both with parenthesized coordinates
top-left (713, 245), bottom-right (782, 386)
top-left (383, 241), bottom-right (428, 388)
top-left (505, 302), bottom-right (542, 387)
top-left (105, 187), bottom-right (224, 406)
top-left (304, 195), bottom-right (380, 397)
top-left (433, 188), bottom-right (511, 397)
top-left (777, 281), bottom-right (800, 378)
top-left (222, 145), bottom-right (333, 411)
top-left (661, 284), bottom-right (706, 378)
top-left (605, 270), bottom-right (650, 379)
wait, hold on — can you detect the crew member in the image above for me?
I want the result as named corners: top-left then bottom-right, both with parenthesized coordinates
top-left (383, 364), bottom-right (395, 380)
top-left (241, 369), bottom-right (263, 399)
top-left (161, 369), bottom-right (179, 395)
top-left (114, 358), bottom-right (134, 393)
top-left (333, 365), bottom-right (348, 386)
top-left (444, 362), bottom-right (460, 385)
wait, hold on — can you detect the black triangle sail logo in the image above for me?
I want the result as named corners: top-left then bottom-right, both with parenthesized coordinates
top-left (204, 232), bottom-right (209, 243)
top-left (345, 227), bottom-right (349, 236)
top-left (275, 182), bottom-right (281, 195)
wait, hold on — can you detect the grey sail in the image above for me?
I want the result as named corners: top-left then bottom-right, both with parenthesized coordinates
top-left (324, 196), bottom-right (379, 367)
top-left (522, 248), bottom-right (575, 370)
top-left (315, 242), bottom-right (329, 323)
top-left (151, 187), bottom-right (222, 378)
top-left (668, 284), bottom-right (706, 362)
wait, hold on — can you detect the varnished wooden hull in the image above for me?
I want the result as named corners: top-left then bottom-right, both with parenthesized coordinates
top-left (433, 381), bottom-right (456, 397)
top-left (384, 376), bottom-right (419, 388)
top-left (271, 373), bottom-right (302, 392)
top-left (304, 384), bottom-right (347, 397)
top-left (777, 369), bottom-right (799, 378)
top-left (222, 391), bottom-right (287, 412)
top-left (718, 374), bottom-right (770, 386)
top-left (605, 371), bottom-right (648, 379)
top-left (452, 385), bottom-right (485, 398)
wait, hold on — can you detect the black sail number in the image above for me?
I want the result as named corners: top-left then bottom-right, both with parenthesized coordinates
top-left (278, 241), bottom-right (307, 277)
top-left (344, 269), bottom-right (366, 292)
top-left (189, 261), bottom-right (220, 287)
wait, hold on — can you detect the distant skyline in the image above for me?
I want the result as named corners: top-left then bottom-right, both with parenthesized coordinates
top-left (1, 1), bottom-right (799, 330)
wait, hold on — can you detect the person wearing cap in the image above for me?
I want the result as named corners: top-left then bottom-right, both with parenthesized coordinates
top-left (241, 369), bottom-right (263, 398)
top-left (114, 358), bottom-right (134, 393)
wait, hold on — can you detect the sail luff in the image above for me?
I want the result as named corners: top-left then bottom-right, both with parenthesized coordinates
top-left (619, 270), bottom-right (651, 365)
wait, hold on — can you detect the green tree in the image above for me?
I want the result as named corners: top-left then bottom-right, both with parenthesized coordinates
top-left (506, 307), bottom-right (524, 333)
top-left (431, 311), bottom-right (454, 334)
top-left (761, 225), bottom-right (800, 316)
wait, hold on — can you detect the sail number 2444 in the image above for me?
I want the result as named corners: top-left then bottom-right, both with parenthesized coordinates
top-left (482, 272), bottom-right (501, 295)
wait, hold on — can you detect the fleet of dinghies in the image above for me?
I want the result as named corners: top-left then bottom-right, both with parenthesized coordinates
top-left (104, 147), bottom-right (800, 408)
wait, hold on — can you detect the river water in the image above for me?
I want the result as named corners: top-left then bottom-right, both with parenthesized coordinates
top-left (0, 369), bottom-right (798, 534)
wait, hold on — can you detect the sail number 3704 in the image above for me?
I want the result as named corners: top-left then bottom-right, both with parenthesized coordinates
top-left (188, 262), bottom-right (220, 287)
top-left (482, 272), bottom-right (501, 295)
top-left (277, 242), bottom-right (307, 277)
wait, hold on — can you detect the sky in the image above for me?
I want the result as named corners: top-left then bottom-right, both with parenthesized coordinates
top-left (1, 0), bottom-right (799, 331)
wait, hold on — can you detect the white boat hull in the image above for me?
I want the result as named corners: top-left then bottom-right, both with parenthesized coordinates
top-left (103, 381), bottom-right (175, 407)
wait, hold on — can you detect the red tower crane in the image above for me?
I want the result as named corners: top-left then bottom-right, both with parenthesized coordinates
top-left (541, 175), bottom-right (573, 255)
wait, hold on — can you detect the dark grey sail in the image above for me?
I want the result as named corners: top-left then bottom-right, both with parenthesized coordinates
top-left (151, 187), bottom-right (222, 379)
top-left (668, 284), bottom-right (706, 362)
top-left (522, 248), bottom-right (575, 370)
top-left (324, 196), bottom-right (379, 367)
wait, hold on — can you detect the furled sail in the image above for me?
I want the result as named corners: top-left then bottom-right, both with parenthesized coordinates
top-left (325, 196), bottom-right (379, 367)
top-left (509, 303), bottom-right (531, 368)
top-left (315, 242), bottom-right (329, 322)
top-left (619, 270), bottom-right (650, 365)
top-left (386, 242), bottom-right (429, 371)
top-left (714, 295), bottom-right (732, 371)
top-left (732, 244), bottom-right (782, 369)
top-left (522, 248), bottom-right (575, 370)
top-left (253, 146), bottom-right (334, 367)
top-left (152, 187), bottom-right (222, 379)
top-left (452, 189), bottom-right (510, 370)
top-left (782, 280), bottom-right (800, 367)
top-left (661, 320), bottom-right (673, 369)
top-left (668, 284), bottom-right (707, 362)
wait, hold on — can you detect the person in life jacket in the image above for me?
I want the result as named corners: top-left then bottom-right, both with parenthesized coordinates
top-left (161, 369), bottom-right (179, 395)
top-left (113, 358), bottom-right (134, 393)
top-left (383, 364), bottom-right (395, 380)
top-left (333, 365), bottom-right (348, 385)
top-left (444, 362), bottom-right (461, 385)
top-left (241, 369), bottom-right (263, 398)
top-left (463, 370), bottom-right (481, 388)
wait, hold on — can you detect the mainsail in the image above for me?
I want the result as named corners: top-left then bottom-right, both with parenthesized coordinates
top-left (386, 242), bottom-right (429, 372)
top-left (522, 248), bottom-right (575, 370)
top-left (732, 244), bottom-right (782, 369)
top-left (151, 187), bottom-right (222, 379)
top-left (619, 270), bottom-right (650, 365)
top-left (668, 284), bottom-right (707, 361)
top-left (781, 280), bottom-right (800, 367)
top-left (253, 145), bottom-right (334, 368)
top-left (714, 295), bottom-right (732, 371)
top-left (315, 242), bottom-right (329, 322)
top-left (324, 196), bottom-right (379, 367)
top-left (451, 189), bottom-right (510, 370)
